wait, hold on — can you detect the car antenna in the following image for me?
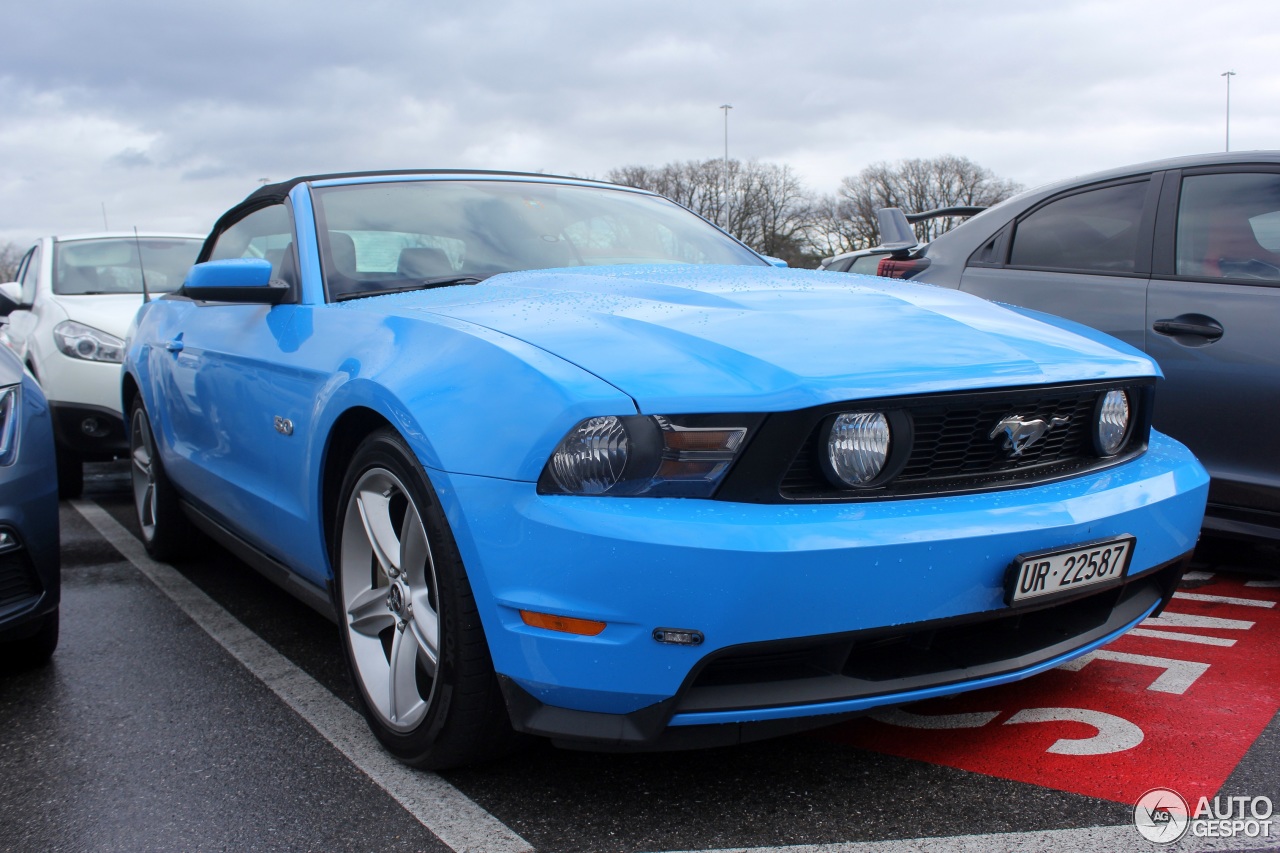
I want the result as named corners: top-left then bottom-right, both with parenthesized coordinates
top-left (133, 227), bottom-right (151, 303)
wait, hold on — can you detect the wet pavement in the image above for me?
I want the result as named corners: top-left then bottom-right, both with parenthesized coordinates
top-left (1, 462), bottom-right (1278, 852)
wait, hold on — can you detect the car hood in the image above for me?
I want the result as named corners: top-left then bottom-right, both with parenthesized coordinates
top-left (54, 293), bottom-right (146, 339)
top-left (346, 265), bottom-right (1157, 412)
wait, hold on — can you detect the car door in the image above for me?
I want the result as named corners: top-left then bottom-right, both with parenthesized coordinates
top-left (1147, 167), bottom-right (1280, 525)
top-left (153, 204), bottom-right (302, 558)
top-left (955, 177), bottom-right (1161, 354)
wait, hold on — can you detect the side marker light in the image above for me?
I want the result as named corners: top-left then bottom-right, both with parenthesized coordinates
top-left (520, 610), bottom-right (607, 636)
top-left (653, 628), bottom-right (704, 645)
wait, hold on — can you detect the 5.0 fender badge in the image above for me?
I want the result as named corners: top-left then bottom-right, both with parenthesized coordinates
top-left (274, 416), bottom-right (294, 436)
top-left (990, 414), bottom-right (1068, 457)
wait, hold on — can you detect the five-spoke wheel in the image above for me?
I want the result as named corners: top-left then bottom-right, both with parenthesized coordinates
top-left (128, 397), bottom-right (192, 560)
top-left (339, 466), bottom-right (442, 732)
top-left (334, 428), bottom-right (515, 768)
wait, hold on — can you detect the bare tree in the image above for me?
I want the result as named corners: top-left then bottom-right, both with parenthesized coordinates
top-left (813, 155), bottom-right (1022, 256)
top-left (0, 241), bottom-right (26, 283)
top-left (606, 158), bottom-right (818, 266)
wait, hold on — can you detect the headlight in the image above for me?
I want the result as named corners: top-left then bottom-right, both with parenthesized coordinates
top-left (546, 416), bottom-right (635, 495)
top-left (541, 414), bottom-right (751, 497)
top-left (0, 385), bottom-right (19, 466)
top-left (53, 321), bottom-right (125, 364)
top-left (1094, 389), bottom-right (1131, 456)
top-left (824, 411), bottom-right (891, 487)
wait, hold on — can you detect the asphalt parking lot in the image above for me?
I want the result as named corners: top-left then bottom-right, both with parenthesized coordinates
top-left (2, 463), bottom-right (1278, 853)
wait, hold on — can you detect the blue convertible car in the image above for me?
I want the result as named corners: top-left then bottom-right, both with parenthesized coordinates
top-left (123, 171), bottom-right (1209, 768)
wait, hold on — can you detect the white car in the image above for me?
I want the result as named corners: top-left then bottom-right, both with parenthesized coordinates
top-left (0, 233), bottom-right (203, 496)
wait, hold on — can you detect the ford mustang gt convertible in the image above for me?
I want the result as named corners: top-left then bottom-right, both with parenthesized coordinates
top-left (122, 170), bottom-right (1209, 769)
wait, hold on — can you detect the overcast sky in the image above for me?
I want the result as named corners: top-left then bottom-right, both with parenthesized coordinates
top-left (2, 0), bottom-right (1276, 245)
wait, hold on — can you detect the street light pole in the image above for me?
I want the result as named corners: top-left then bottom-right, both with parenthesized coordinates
top-left (720, 104), bottom-right (733, 228)
top-left (1221, 71), bottom-right (1236, 152)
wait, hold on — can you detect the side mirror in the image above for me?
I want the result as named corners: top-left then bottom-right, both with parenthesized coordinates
top-left (182, 259), bottom-right (289, 304)
top-left (0, 282), bottom-right (21, 316)
top-left (761, 255), bottom-right (789, 268)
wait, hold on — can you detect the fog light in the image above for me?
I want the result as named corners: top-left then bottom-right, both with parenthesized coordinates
top-left (825, 411), bottom-right (891, 487)
top-left (81, 417), bottom-right (108, 437)
top-left (1094, 390), bottom-right (1131, 456)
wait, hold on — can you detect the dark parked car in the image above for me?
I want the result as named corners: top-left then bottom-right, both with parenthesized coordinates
top-left (0, 345), bottom-right (60, 669)
top-left (839, 153), bottom-right (1280, 542)
top-left (818, 206), bottom-right (986, 275)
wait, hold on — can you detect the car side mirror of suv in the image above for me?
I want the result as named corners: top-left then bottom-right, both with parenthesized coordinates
top-left (181, 259), bottom-right (290, 304)
top-left (0, 281), bottom-right (22, 316)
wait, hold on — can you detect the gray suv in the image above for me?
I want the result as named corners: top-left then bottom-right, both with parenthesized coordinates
top-left (844, 152), bottom-right (1280, 541)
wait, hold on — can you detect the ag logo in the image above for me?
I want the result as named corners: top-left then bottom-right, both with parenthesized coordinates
top-left (989, 414), bottom-right (1068, 457)
top-left (1133, 787), bottom-right (1190, 844)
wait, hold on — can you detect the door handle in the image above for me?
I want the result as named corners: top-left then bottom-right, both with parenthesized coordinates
top-left (1152, 316), bottom-right (1223, 341)
top-left (164, 339), bottom-right (185, 353)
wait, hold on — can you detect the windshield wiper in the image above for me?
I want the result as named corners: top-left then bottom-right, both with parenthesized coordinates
top-left (336, 275), bottom-right (485, 302)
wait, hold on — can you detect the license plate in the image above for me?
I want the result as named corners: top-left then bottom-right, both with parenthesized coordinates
top-left (1007, 535), bottom-right (1135, 604)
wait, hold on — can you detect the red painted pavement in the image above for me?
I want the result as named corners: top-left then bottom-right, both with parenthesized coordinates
top-left (821, 573), bottom-right (1280, 804)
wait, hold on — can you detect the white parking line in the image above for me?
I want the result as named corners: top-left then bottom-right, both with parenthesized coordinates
top-left (72, 500), bottom-right (533, 853)
top-left (1146, 612), bottom-right (1255, 630)
top-left (1125, 627), bottom-right (1236, 646)
top-left (1173, 591), bottom-right (1276, 608)
top-left (653, 824), bottom-right (1279, 853)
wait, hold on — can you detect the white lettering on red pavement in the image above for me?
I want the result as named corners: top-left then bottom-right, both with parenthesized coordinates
top-left (1003, 707), bottom-right (1145, 755)
top-left (1058, 650), bottom-right (1209, 694)
top-left (822, 573), bottom-right (1280, 804)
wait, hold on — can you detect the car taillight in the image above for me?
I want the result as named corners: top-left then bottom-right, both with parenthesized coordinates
top-left (876, 257), bottom-right (931, 279)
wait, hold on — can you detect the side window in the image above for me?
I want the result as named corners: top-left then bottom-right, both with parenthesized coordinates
top-left (1176, 172), bottom-right (1280, 281)
top-left (19, 245), bottom-right (41, 306)
top-left (208, 204), bottom-right (297, 288)
top-left (1009, 181), bottom-right (1148, 273)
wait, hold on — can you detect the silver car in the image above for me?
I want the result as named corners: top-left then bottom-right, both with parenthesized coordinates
top-left (846, 152), bottom-right (1280, 541)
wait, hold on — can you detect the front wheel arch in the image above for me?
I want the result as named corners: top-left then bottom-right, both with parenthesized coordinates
top-left (320, 406), bottom-right (395, 573)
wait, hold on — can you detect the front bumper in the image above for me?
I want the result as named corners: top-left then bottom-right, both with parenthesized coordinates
top-left (435, 431), bottom-right (1209, 746)
top-left (48, 402), bottom-right (127, 457)
top-left (37, 351), bottom-right (127, 456)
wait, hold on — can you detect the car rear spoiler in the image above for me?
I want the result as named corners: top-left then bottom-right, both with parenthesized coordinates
top-left (903, 205), bottom-right (987, 224)
top-left (876, 205), bottom-right (988, 253)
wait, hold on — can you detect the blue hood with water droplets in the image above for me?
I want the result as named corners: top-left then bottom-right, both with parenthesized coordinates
top-left (347, 264), bottom-right (1157, 412)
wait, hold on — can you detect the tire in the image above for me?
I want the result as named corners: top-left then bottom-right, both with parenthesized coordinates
top-left (2, 610), bottom-right (58, 671)
top-left (334, 428), bottom-right (516, 769)
top-left (55, 444), bottom-right (83, 499)
top-left (129, 397), bottom-right (194, 561)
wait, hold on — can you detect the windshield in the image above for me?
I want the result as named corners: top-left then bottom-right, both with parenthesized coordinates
top-left (312, 179), bottom-right (765, 300)
top-left (53, 237), bottom-right (203, 295)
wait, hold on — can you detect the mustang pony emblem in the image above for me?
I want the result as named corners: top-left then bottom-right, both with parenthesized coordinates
top-left (990, 414), bottom-right (1070, 457)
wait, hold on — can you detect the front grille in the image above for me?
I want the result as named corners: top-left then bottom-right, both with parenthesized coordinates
top-left (0, 548), bottom-right (41, 609)
top-left (775, 380), bottom-right (1151, 501)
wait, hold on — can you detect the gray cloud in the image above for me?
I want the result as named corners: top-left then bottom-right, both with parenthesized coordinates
top-left (1, 0), bottom-right (1275, 243)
